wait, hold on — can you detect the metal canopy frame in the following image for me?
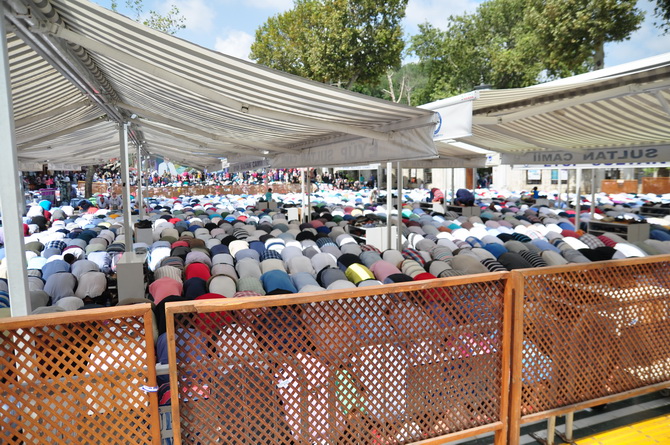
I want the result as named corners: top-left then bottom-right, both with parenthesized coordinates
top-left (2, 0), bottom-right (437, 170)
top-left (421, 53), bottom-right (670, 160)
top-left (0, 0), bottom-right (440, 315)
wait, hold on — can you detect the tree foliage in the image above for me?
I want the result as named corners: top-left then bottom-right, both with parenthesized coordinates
top-left (380, 64), bottom-right (427, 106)
top-left (250, 0), bottom-right (408, 89)
top-left (654, 0), bottom-right (670, 33)
top-left (529, 0), bottom-right (643, 73)
top-left (111, 0), bottom-right (185, 35)
top-left (410, 0), bottom-right (543, 102)
top-left (409, 0), bottom-right (642, 103)
top-left (250, 1), bottom-right (322, 80)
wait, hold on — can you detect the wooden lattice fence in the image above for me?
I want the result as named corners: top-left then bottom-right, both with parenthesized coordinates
top-left (0, 305), bottom-right (160, 444)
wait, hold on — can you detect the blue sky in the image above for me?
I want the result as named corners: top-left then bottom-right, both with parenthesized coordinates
top-left (97, 0), bottom-right (670, 68)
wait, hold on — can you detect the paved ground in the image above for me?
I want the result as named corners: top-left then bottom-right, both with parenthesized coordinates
top-left (574, 413), bottom-right (670, 444)
top-left (450, 390), bottom-right (670, 444)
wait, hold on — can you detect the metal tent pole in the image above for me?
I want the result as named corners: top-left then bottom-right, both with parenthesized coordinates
top-left (0, 2), bottom-right (31, 315)
top-left (396, 162), bottom-right (402, 250)
top-left (386, 162), bottom-right (392, 249)
top-left (575, 168), bottom-right (582, 231)
top-left (590, 169), bottom-right (597, 219)
top-left (307, 167), bottom-right (312, 222)
top-left (300, 168), bottom-right (306, 222)
top-left (451, 168), bottom-right (455, 204)
top-left (136, 143), bottom-right (145, 220)
top-left (120, 123), bottom-right (133, 251)
top-left (443, 168), bottom-right (448, 209)
top-left (557, 169), bottom-right (563, 209)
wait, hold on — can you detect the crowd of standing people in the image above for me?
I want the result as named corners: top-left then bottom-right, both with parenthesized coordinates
top-left (144, 168), bottom-right (375, 190)
top-left (22, 166), bottom-right (383, 208)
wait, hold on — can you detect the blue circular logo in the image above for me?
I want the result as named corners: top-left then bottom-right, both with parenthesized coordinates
top-left (433, 112), bottom-right (442, 136)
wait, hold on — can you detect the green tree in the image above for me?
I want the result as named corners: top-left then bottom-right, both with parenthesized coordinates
top-left (349, 64), bottom-right (427, 105)
top-left (250, 0), bottom-right (322, 80)
top-left (110, 0), bottom-right (185, 35)
top-left (251, 0), bottom-right (408, 89)
top-left (653, 0), bottom-right (670, 33)
top-left (409, 0), bottom-right (642, 102)
top-left (379, 63), bottom-right (427, 105)
top-left (529, 0), bottom-right (643, 73)
top-left (410, 0), bottom-right (542, 102)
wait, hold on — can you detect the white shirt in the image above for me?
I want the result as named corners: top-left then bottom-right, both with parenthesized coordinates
top-left (108, 195), bottom-right (123, 209)
top-left (614, 242), bottom-right (647, 258)
top-left (97, 196), bottom-right (109, 209)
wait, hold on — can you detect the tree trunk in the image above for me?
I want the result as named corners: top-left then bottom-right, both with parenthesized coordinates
top-left (384, 71), bottom-right (396, 102)
top-left (582, 169), bottom-right (593, 194)
top-left (345, 72), bottom-right (360, 89)
top-left (85, 165), bottom-right (98, 198)
top-left (594, 40), bottom-right (605, 70)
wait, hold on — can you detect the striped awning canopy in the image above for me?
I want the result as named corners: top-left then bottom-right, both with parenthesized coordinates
top-left (3, 0), bottom-right (438, 171)
top-left (422, 53), bottom-right (670, 165)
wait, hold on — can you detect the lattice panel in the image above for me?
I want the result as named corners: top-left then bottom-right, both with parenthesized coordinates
top-left (0, 314), bottom-right (158, 444)
top-left (171, 280), bottom-right (507, 444)
top-left (520, 260), bottom-right (670, 416)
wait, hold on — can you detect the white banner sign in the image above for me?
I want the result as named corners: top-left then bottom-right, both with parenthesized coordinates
top-left (485, 152), bottom-right (501, 167)
top-left (271, 126), bottom-right (437, 168)
top-left (515, 162), bottom-right (669, 170)
top-left (401, 156), bottom-right (485, 168)
top-left (432, 100), bottom-right (474, 141)
top-left (47, 163), bottom-right (82, 171)
top-left (18, 162), bottom-right (45, 171)
top-left (501, 147), bottom-right (670, 166)
top-left (227, 159), bottom-right (270, 173)
top-left (333, 163), bottom-right (380, 171)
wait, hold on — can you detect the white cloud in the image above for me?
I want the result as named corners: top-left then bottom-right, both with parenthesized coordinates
top-left (404, 0), bottom-right (481, 31)
top-left (158, 0), bottom-right (215, 32)
top-left (214, 31), bottom-right (255, 60)
top-left (243, 0), bottom-right (293, 9)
